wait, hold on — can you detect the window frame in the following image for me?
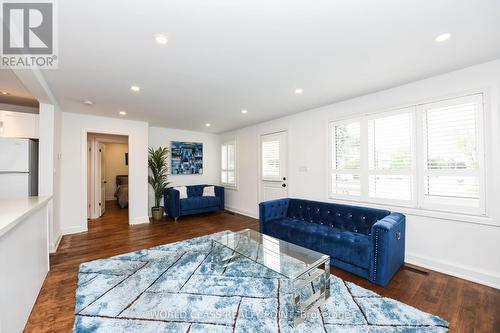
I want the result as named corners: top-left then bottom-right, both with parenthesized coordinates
top-left (328, 93), bottom-right (486, 216)
top-left (329, 118), bottom-right (363, 200)
top-left (416, 94), bottom-right (485, 215)
top-left (365, 107), bottom-right (416, 207)
top-left (221, 139), bottom-right (237, 189)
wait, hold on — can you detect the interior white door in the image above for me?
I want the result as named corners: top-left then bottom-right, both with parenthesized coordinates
top-left (99, 143), bottom-right (106, 216)
top-left (260, 131), bottom-right (288, 202)
top-left (87, 139), bottom-right (92, 218)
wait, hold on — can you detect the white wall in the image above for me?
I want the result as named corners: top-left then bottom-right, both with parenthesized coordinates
top-left (148, 127), bottom-right (220, 213)
top-left (220, 59), bottom-right (500, 289)
top-left (60, 112), bottom-right (149, 233)
top-left (104, 143), bottom-right (129, 200)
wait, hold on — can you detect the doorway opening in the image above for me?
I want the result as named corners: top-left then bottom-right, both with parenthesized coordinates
top-left (87, 133), bottom-right (129, 227)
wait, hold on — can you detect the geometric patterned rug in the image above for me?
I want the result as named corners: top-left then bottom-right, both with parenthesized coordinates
top-left (73, 231), bottom-right (449, 332)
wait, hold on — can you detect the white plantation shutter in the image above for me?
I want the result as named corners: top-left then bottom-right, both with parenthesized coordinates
top-left (227, 143), bottom-right (235, 184)
top-left (328, 93), bottom-right (485, 215)
top-left (331, 122), bottom-right (361, 196)
top-left (262, 140), bottom-right (280, 180)
top-left (368, 111), bottom-right (413, 202)
top-left (420, 94), bottom-right (483, 212)
top-left (221, 141), bottom-right (236, 186)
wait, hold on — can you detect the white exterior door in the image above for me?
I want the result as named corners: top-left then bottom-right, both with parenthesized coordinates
top-left (260, 131), bottom-right (288, 202)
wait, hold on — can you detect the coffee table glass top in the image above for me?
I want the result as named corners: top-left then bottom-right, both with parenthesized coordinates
top-left (210, 229), bottom-right (329, 280)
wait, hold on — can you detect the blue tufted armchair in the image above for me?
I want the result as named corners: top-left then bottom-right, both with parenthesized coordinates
top-left (259, 198), bottom-right (405, 286)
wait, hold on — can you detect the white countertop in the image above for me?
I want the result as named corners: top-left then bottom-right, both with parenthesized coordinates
top-left (0, 196), bottom-right (52, 238)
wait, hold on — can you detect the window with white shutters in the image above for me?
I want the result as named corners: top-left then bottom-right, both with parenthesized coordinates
top-left (329, 93), bottom-right (485, 215)
top-left (368, 111), bottom-right (413, 203)
top-left (420, 94), bottom-right (483, 212)
top-left (331, 121), bottom-right (361, 196)
top-left (221, 141), bottom-right (236, 187)
top-left (262, 140), bottom-right (281, 181)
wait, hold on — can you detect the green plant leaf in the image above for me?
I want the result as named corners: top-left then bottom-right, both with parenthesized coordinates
top-left (148, 146), bottom-right (170, 208)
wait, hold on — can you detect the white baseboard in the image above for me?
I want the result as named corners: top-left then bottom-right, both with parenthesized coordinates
top-left (105, 196), bottom-right (115, 201)
top-left (406, 252), bottom-right (500, 290)
top-left (49, 234), bottom-right (62, 253)
top-left (61, 225), bottom-right (88, 235)
top-left (225, 206), bottom-right (258, 219)
top-left (130, 216), bottom-right (150, 225)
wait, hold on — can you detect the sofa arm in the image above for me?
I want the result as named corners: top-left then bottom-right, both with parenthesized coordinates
top-left (370, 213), bottom-right (405, 286)
top-left (258, 198), bottom-right (290, 233)
top-left (214, 186), bottom-right (225, 210)
top-left (164, 188), bottom-right (180, 218)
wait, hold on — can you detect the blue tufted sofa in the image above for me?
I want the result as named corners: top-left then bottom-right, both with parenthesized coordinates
top-left (259, 198), bottom-right (405, 286)
top-left (164, 185), bottom-right (224, 221)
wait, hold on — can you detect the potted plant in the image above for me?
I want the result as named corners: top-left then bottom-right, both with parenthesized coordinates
top-left (148, 146), bottom-right (170, 221)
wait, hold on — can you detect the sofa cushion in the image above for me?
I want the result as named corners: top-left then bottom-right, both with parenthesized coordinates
top-left (174, 186), bottom-right (188, 199)
top-left (322, 229), bottom-right (372, 269)
top-left (202, 186), bottom-right (216, 197)
top-left (187, 185), bottom-right (206, 197)
top-left (287, 199), bottom-right (390, 236)
top-left (180, 197), bottom-right (220, 211)
top-left (265, 218), bottom-right (372, 270)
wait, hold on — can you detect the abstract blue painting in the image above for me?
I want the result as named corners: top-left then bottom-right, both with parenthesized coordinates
top-left (171, 141), bottom-right (203, 175)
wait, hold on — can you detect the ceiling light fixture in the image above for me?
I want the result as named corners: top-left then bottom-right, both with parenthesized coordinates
top-left (119, 111), bottom-right (127, 116)
top-left (241, 109), bottom-right (248, 114)
top-left (205, 123), bottom-right (211, 127)
top-left (130, 85), bottom-right (141, 92)
top-left (154, 34), bottom-right (168, 45)
top-left (0, 91), bottom-right (9, 95)
top-left (295, 88), bottom-right (303, 94)
top-left (83, 100), bottom-right (94, 106)
top-left (435, 33), bottom-right (451, 43)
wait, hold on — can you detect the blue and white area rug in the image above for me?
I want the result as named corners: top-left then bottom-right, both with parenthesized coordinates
top-left (74, 231), bottom-right (449, 332)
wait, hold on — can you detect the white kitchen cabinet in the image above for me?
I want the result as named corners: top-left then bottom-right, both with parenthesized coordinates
top-left (0, 111), bottom-right (39, 139)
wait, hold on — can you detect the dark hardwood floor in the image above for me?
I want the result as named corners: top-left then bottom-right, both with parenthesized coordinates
top-left (25, 201), bottom-right (499, 332)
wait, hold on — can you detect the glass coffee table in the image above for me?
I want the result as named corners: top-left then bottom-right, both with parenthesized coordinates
top-left (210, 229), bottom-right (331, 325)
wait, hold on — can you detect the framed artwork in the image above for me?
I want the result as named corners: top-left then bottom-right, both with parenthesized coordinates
top-left (171, 141), bottom-right (203, 175)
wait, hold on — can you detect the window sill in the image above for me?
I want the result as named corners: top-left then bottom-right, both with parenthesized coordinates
top-left (221, 185), bottom-right (238, 191)
top-left (326, 196), bottom-right (497, 228)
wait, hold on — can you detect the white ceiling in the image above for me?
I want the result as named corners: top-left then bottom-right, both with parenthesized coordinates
top-left (0, 69), bottom-right (36, 99)
top-left (41, 0), bottom-right (500, 133)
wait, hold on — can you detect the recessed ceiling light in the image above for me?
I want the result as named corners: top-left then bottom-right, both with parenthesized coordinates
top-left (205, 123), bottom-right (211, 127)
top-left (119, 111), bottom-right (127, 116)
top-left (83, 100), bottom-right (94, 106)
top-left (241, 109), bottom-right (248, 114)
top-left (0, 91), bottom-right (9, 95)
top-left (295, 88), bottom-right (303, 94)
top-left (435, 33), bottom-right (451, 43)
top-left (130, 85), bottom-right (141, 92)
top-left (154, 34), bottom-right (168, 45)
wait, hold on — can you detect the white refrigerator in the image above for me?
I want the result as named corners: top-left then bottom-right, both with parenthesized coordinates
top-left (0, 138), bottom-right (38, 198)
